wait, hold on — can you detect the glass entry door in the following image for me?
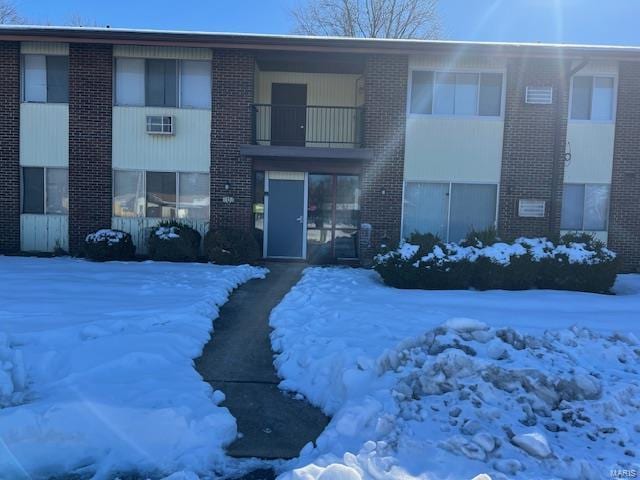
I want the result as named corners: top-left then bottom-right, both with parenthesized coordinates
top-left (307, 174), bottom-right (360, 262)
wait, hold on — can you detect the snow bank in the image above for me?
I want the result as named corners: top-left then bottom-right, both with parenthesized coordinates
top-left (271, 268), bottom-right (640, 480)
top-left (0, 257), bottom-right (265, 479)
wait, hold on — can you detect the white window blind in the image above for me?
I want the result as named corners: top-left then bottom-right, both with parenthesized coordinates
top-left (23, 54), bottom-right (47, 102)
top-left (180, 60), bottom-right (211, 109)
top-left (115, 58), bottom-right (145, 106)
top-left (561, 184), bottom-right (610, 231)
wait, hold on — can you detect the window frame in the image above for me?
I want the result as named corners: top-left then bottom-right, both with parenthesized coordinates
top-left (407, 67), bottom-right (506, 120)
top-left (400, 180), bottom-right (500, 242)
top-left (568, 74), bottom-right (617, 124)
top-left (112, 168), bottom-right (210, 220)
top-left (114, 57), bottom-right (212, 110)
top-left (21, 53), bottom-right (70, 104)
top-left (21, 166), bottom-right (69, 215)
top-left (561, 182), bottom-right (611, 232)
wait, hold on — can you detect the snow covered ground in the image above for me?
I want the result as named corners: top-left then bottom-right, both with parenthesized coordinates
top-left (0, 257), bottom-right (265, 480)
top-left (271, 268), bottom-right (640, 480)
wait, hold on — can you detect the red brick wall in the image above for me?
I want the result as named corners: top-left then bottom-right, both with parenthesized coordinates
top-left (360, 54), bottom-right (408, 260)
top-left (68, 43), bottom-right (113, 254)
top-left (0, 41), bottom-right (21, 253)
top-left (609, 61), bottom-right (640, 272)
top-left (210, 49), bottom-right (255, 230)
top-left (498, 57), bottom-right (570, 240)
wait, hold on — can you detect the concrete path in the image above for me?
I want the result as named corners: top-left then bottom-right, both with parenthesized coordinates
top-left (195, 263), bottom-right (329, 460)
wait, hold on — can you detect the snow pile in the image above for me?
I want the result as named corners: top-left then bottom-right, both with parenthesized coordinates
top-left (0, 332), bottom-right (26, 408)
top-left (0, 257), bottom-right (265, 479)
top-left (155, 225), bottom-right (181, 240)
top-left (271, 268), bottom-right (640, 480)
top-left (85, 229), bottom-right (127, 245)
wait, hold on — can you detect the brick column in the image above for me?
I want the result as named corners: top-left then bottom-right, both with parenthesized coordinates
top-left (210, 49), bottom-right (255, 230)
top-left (68, 43), bottom-right (113, 254)
top-left (0, 41), bottom-right (21, 253)
top-left (360, 54), bottom-right (408, 261)
top-left (498, 57), bottom-right (570, 240)
top-left (609, 61), bottom-right (640, 272)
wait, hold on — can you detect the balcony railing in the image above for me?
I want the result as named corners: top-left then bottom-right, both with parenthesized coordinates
top-left (251, 104), bottom-right (364, 148)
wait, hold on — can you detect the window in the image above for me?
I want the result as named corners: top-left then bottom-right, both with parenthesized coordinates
top-left (402, 182), bottom-right (497, 242)
top-left (570, 76), bottom-right (615, 121)
top-left (115, 58), bottom-right (211, 109)
top-left (112, 170), bottom-right (209, 220)
top-left (561, 184), bottom-right (610, 231)
top-left (22, 54), bottom-right (69, 103)
top-left (410, 70), bottom-right (503, 117)
top-left (22, 167), bottom-right (68, 214)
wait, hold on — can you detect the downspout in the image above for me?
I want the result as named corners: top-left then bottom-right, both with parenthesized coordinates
top-left (549, 57), bottom-right (589, 238)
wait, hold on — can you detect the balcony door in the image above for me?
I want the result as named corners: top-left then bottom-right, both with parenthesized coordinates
top-left (271, 83), bottom-right (307, 147)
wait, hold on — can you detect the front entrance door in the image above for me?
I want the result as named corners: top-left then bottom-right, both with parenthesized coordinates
top-left (271, 83), bottom-right (307, 146)
top-left (265, 172), bottom-right (306, 258)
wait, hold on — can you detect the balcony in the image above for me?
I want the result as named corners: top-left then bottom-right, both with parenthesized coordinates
top-left (251, 104), bottom-right (364, 148)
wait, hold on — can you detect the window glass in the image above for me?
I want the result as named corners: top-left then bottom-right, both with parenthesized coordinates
top-left (571, 76), bottom-right (592, 120)
top-left (449, 184), bottom-right (497, 243)
top-left (146, 171), bottom-right (176, 218)
top-left (254, 171), bottom-right (265, 236)
top-left (146, 59), bottom-right (177, 107)
top-left (454, 73), bottom-right (479, 115)
top-left (433, 73), bottom-right (455, 115)
top-left (178, 172), bottom-right (209, 220)
top-left (584, 184), bottom-right (610, 230)
top-left (181, 60), bottom-right (211, 109)
top-left (402, 182), bottom-right (449, 239)
top-left (23, 54), bottom-right (46, 102)
top-left (22, 167), bottom-right (44, 214)
top-left (46, 168), bottom-right (68, 214)
top-left (115, 58), bottom-right (145, 106)
top-left (561, 184), bottom-right (585, 230)
top-left (410, 71), bottom-right (434, 114)
top-left (335, 175), bottom-right (360, 229)
top-left (479, 73), bottom-right (502, 116)
top-left (591, 77), bottom-right (614, 121)
top-left (307, 174), bottom-right (333, 228)
top-left (46, 56), bottom-right (68, 103)
top-left (113, 170), bottom-right (145, 217)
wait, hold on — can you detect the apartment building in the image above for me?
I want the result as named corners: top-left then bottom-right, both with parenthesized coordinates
top-left (0, 26), bottom-right (638, 271)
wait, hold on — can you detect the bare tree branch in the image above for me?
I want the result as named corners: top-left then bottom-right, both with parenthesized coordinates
top-left (0, 0), bottom-right (24, 25)
top-left (291, 0), bottom-right (440, 39)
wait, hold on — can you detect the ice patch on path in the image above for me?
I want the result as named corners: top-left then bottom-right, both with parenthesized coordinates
top-left (0, 257), bottom-right (266, 479)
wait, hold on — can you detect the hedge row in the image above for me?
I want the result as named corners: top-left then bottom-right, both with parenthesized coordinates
top-left (83, 223), bottom-right (261, 265)
top-left (373, 232), bottom-right (619, 294)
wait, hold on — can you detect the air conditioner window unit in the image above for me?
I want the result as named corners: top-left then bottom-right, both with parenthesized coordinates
top-left (146, 115), bottom-right (174, 135)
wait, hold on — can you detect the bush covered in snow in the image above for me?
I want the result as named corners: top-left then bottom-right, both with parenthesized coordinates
top-left (204, 228), bottom-right (261, 265)
top-left (148, 221), bottom-right (202, 262)
top-left (84, 229), bottom-right (135, 261)
top-left (374, 232), bottom-right (618, 293)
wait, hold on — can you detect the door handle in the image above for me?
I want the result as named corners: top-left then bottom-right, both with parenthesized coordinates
top-left (296, 216), bottom-right (303, 223)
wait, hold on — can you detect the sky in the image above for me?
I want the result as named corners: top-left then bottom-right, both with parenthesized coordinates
top-left (13, 0), bottom-right (640, 46)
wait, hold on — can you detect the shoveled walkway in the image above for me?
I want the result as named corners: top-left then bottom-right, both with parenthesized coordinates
top-left (195, 263), bottom-right (329, 459)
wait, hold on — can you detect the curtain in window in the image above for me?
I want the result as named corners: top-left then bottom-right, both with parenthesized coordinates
top-left (23, 54), bottom-right (47, 102)
top-left (181, 60), bottom-right (211, 109)
top-left (113, 170), bottom-right (145, 217)
top-left (449, 183), bottom-right (497, 243)
top-left (402, 182), bottom-right (449, 239)
top-left (178, 173), bottom-right (210, 220)
top-left (591, 77), bottom-right (614, 121)
top-left (115, 58), bottom-right (145, 106)
top-left (45, 168), bottom-right (69, 214)
top-left (46, 56), bottom-right (69, 103)
top-left (22, 167), bottom-right (44, 214)
top-left (584, 184), bottom-right (610, 230)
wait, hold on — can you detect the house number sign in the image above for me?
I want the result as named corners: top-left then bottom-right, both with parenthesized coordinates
top-left (222, 196), bottom-right (235, 204)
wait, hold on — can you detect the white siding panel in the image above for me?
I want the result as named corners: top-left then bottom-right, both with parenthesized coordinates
top-left (404, 117), bottom-right (504, 183)
top-left (256, 71), bottom-right (360, 106)
top-left (20, 214), bottom-right (68, 252)
top-left (564, 123), bottom-right (615, 183)
top-left (410, 54), bottom-right (506, 71)
top-left (112, 106), bottom-right (211, 171)
top-left (113, 45), bottom-right (212, 60)
top-left (20, 103), bottom-right (69, 167)
top-left (111, 217), bottom-right (209, 255)
top-left (21, 42), bottom-right (69, 55)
